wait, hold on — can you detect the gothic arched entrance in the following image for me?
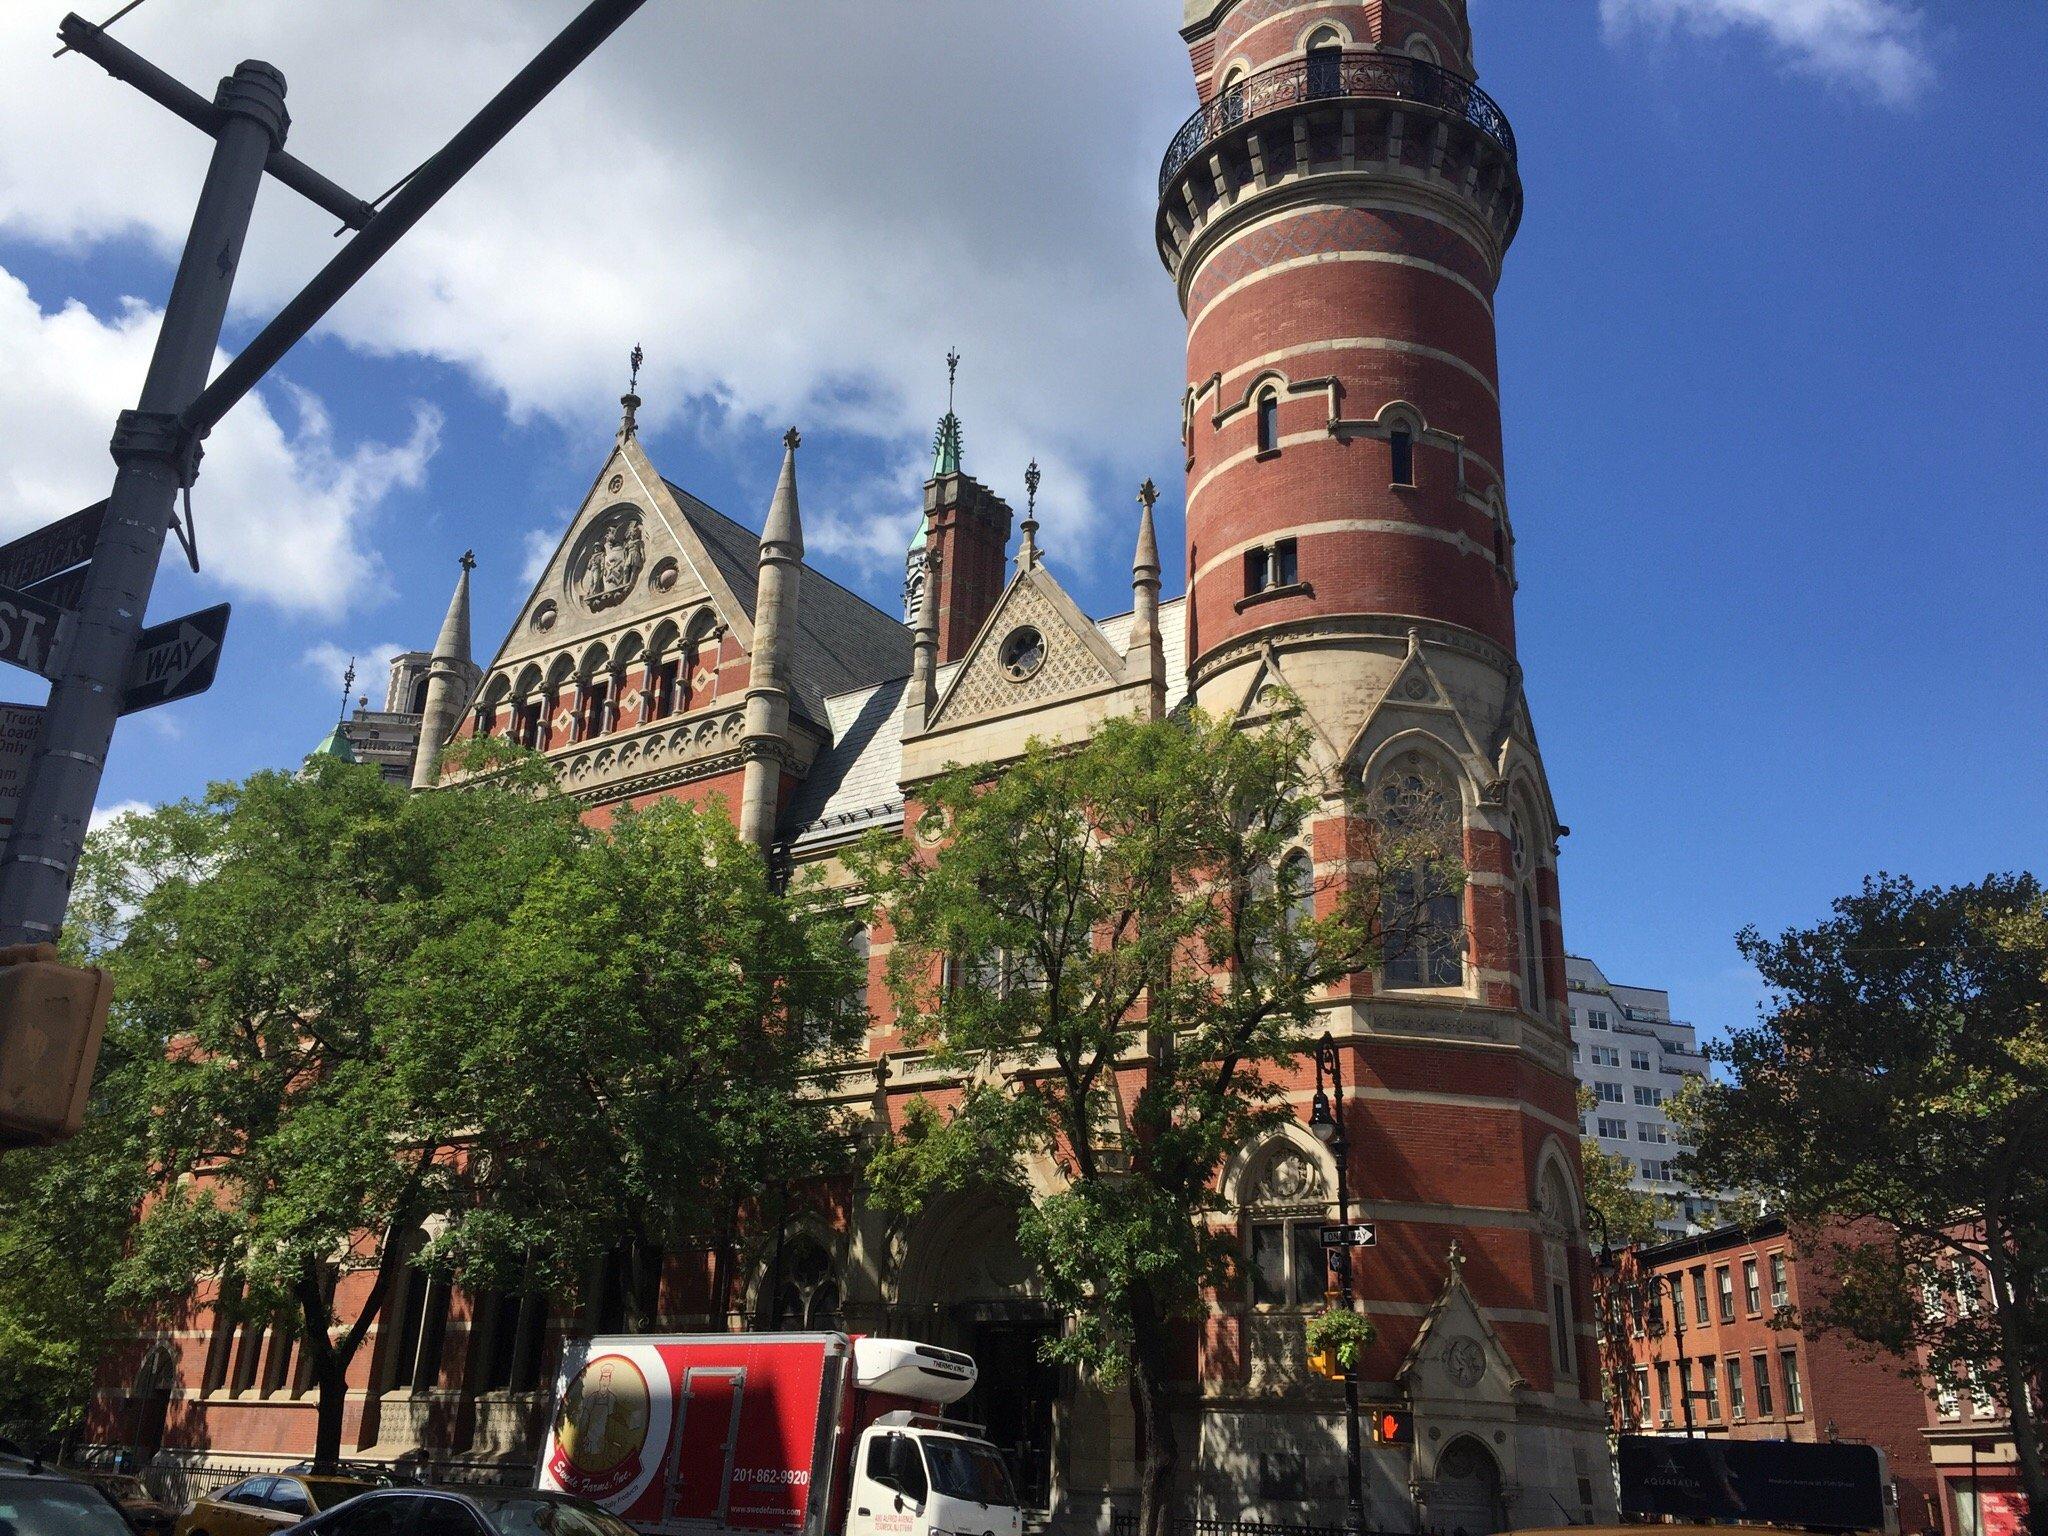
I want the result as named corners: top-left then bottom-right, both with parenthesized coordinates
top-left (895, 1191), bottom-right (1060, 1512)
top-left (1428, 1437), bottom-right (1505, 1536)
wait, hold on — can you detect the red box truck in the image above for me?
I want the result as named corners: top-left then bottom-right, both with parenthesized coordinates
top-left (537, 1333), bottom-right (1023, 1536)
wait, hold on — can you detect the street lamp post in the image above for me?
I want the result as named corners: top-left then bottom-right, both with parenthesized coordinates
top-left (1665, 1274), bottom-right (1699, 1437)
top-left (1310, 1033), bottom-right (1367, 1536)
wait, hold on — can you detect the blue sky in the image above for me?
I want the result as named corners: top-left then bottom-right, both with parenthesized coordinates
top-left (1, 1), bottom-right (2042, 1043)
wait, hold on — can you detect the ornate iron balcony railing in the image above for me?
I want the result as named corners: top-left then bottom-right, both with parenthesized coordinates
top-left (1159, 52), bottom-right (1516, 196)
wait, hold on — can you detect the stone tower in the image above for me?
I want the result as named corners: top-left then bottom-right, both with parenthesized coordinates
top-left (1161, 1), bottom-right (1608, 1524)
top-left (410, 552), bottom-right (480, 790)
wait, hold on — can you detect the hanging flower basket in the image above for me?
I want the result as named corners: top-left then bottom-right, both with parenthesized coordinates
top-left (1305, 1306), bottom-right (1377, 1371)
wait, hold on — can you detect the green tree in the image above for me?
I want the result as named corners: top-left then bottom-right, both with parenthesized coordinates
top-left (50, 751), bottom-right (583, 1467)
top-left (409, 795), bottom-right (867, 1321)
top-left (851, 709), bottom-right (1462, 1536)
top-left (1682, 874), bottom-right (2048, 1536)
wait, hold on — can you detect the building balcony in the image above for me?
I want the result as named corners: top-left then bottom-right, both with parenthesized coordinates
top-left (1155, 51), bottom-right (1522, 279)
top-left (1159, 51), bottom-right (1516, 195)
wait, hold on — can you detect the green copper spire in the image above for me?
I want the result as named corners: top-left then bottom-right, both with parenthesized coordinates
top-left (931, 348), bottom-right (963, 477)
top-left (308, 723), bottom-right (357, 763)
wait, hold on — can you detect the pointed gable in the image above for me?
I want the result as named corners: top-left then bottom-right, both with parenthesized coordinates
top-left (926, 563), bottom-right (1123, 732)
top-left (1399, 1243), bottom-right (1528, 1412)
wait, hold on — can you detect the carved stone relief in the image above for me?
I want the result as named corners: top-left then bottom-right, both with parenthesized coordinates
top-left (569, 506), bottom-right (647, 613)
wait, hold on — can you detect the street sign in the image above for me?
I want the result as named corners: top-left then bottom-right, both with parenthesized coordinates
top-left (0, 704), bottom-right (44, 831)
top-left (0, 502), bottom-right (105, 593)
top-left (22, 565), bottom-right (90, 614)
top-left (121, 603), bottom-right (229, 714)
top-left (0, 584), bottom-right (76, 681)
top-left (1320, 1222), bottom-right (1378, 1249)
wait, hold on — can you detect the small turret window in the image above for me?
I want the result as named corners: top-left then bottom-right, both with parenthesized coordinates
top-left (1391, 429), bottom-right (1415, 486)
top-left (1244, 538), bottom-right (1299, 596)
top-left (1257, 390), bottom-right (1280, 455)
top-left (1307, 34), bottom-right (1343, 95)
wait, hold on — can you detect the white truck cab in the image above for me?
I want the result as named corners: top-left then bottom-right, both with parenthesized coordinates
top-left (845, 1413), bottom-right (1023, 1536)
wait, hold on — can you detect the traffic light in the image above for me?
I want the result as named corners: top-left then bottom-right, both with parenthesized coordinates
top-left (1308, 1344), bottom-right (1346, 1382)
top-left (1370, 1408), bottom-right (1413, 1447)
top-left (0, 944), bottom-right (113, 1148)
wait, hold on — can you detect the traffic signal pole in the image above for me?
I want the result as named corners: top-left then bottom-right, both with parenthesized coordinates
top-left (0, 55), bottom-right (282, 946)
top-left (0, 0), bottom-right (644, 948)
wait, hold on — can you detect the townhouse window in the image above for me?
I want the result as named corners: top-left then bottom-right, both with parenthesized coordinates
top-left (1630, 1049), bottom-right (1652, 1070)
top-left (1936, 1374), bottom-right (1960, 1419)
top-left (1637, 1123), bottom-right (1667, 1144)
top-left (1692, 1268), bottom-right (1710, 1326)
top-left (1655, 1362), bottom-right (1673, 1425)
top-left (1571, 1043), bottom-right (1580, 1062)
top-left (1257, 390), bottom-right (1280, 454)
top-left (1678, 1360), bottom-right (1695, 1416)
top-left (1390, 428), bottom-right (1415, 486)
top-left (1596, 1117), bottom-right (1626, 1140)
top-left (1591, 1046), bottom-right (1619, 1067)
top-left (1634, 1366), bottom-right (1651, 1426)
top-left (1770, 1252), bottom-right (1789, 1307)
top-left (1967, 1363), bottom-right (1996, 1417)
top-left (1752, 1352), bottom-right (1774, 1416)
top-left (1780, 1349), bottom-right (1803, 1414)
top-left (1717, 1266), bottom-right (1736, 1323)
top-left (1727, 1355), bottom-right (1746, 1420)
top-left (1702, 1358), bottom-right (1722, 1421)
top-left (1595, 1081), bottom-right (1623, 1104)
top-left (1744, 1258), bottom-right (1762, 1314)
top-left (1634, 1085), bottom-right (1664, 1107)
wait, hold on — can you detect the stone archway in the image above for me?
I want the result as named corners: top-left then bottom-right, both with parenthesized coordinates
top-left (1427, 1436), bottom-right (1505, 1536)
top-left (892, 1190), bottom-right (1061, 1512)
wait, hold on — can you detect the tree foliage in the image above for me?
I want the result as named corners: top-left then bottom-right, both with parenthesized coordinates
top-left (1681, 873), bottom-right (2048, 1536)
top-left (851, 707), bottom-right (1463, 1536)
top-left (1, 747), bottom-right (861, 1463)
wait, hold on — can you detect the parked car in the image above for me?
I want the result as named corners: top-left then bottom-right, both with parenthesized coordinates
top-left (72, 1471), bottom-right (178, 1536)
top-left (174, 1474), bottom-right (372, 1536)
top-left (0, 1454), bottom-right (137, 1536)
top-left (291, 1487), bottom-right (637, 1536)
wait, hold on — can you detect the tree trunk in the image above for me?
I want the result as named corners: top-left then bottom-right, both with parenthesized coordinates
top-left (1983, 1243), bottom-right (2048, 1536)
top-left (311, 1353), bottom-right (349, 1473)
top-left (1127, 1284), bottom-right (1179, 1536)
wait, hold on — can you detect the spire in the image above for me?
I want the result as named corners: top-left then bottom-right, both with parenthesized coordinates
top-left (1126, 479), bottom-right (1165, 715)
top-left (619, 343), bottom-right (644, 439)
top-left (433, 551), bottom-right (475, 668)
top-left (411, 552), bottom-right (480, 792)
top-left (1019, 460), bottom-right (1042, 572)
top-left (762, 427), bottom-right (804, 558)
top-left (931, 348), bottom-right (963, 477)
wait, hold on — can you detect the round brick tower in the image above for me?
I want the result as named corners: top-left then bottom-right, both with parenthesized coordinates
top-left (1162, 3), bottom-right (1611, 1525)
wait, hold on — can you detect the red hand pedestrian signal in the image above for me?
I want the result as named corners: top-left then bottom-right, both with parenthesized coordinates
top-left (1370, 1409), bottom-right (1413, 1446)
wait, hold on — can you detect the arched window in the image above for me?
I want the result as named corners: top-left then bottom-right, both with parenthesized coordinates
top-left (770, 1235), bottom-right (843, 1330)
top-left (1280, 851), bottom-right (1315, 936)
top-left (1373, 753), bottom-right (1464, 988)
top-left (1242, 1142), bottom-right (1329, 1309)
top-left (1390, 427), bottom-right (1415, 486)
top-left (1538, 1162), bottom-right (1580, 1381)
top-left (1306, 30), bottom-right (1343, 95)
top-left (1512, 813), bottom-right (1545, 1012)
top-left (1257, 389), bottom-right (1280, 454)
top-left (849, 922), bottom-right (874, 1018)
top-left (1404, 33), bottom-right (1441, 66)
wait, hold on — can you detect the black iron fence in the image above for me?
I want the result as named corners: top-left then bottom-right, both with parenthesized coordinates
top-left (1159, 52), bottom-right (1516, 194)
top-left (1110, 1518), bottom-right (1410, 1536)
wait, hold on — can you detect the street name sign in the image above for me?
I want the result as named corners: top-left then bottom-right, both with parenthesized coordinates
top-left (0, 583), bottom-right (76, 681)
top-left (121, 603), bottom-right (230, 714)
top-left (21, 565), bottom-right (90, 615)
top-left (0, 502), bottom-right (105, 593)
top-left (1320, 1222), bottom-right (1378, 1249)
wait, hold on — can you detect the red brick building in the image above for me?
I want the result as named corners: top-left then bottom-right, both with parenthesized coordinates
top-left (1916, 1245), bottom-right (2033, 1536)
top-left (93, 4), bottom-right (1618, 1530)
top-left (1603, 1219), bottom-right (1941, 1534)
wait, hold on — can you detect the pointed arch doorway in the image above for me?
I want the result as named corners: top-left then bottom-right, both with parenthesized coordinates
top-left (1428, 1436), bottom-right (1506, 1536)
top-left (896, 1190), bottom-right (1061, 1513)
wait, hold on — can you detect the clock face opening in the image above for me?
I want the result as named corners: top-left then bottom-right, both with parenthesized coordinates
top-left (1000, 626), bottom-right (1047, 682)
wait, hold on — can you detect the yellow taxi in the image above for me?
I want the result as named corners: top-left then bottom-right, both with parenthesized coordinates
top-left (175, 1473), bottom-right (372, 1536)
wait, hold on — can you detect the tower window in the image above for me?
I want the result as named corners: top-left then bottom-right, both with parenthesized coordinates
top-left (1390, 429), bottom-right (1415, 486)
top-left (1243, 539), bottom-right (1299, 596)
top-left (1307, 42), bottom-right (1343, 96)
top-left (1244, 546), bottom-right (1270, 594)
top-left (1256, 391), bottom-right (1279, 455)
top-left (1272, 537), bottom-right (1298, 587)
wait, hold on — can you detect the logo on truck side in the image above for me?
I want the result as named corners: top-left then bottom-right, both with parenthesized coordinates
top-left (551, 1354), bottom-right (653, 1501)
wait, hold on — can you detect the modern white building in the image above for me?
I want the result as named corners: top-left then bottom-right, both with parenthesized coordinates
top-left (1565, 955), bottom-right (1717, 1236)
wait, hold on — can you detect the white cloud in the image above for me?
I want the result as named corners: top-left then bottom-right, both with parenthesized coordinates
top-left (0, 265), bottom-right (441, 615)
top-left (0, 2), bottom-right (1191, 571)
top-left (519, 527), bottom-right (561, 587)
top-left (301, 641), bottom-right (406, 710)
top-left (1601, 0), bottom-right (1935, 106)
top-left (89, 799), bottom-right (150, 831)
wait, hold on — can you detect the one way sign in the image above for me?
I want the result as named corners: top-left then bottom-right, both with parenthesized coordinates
top-left (122, 604), bottom-right (230, 715)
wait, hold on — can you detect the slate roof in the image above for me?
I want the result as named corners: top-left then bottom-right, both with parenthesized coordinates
top-left (663, 479), bottom-right (913, 727)
top-left (782, 598), bottom-right (1188, 851)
